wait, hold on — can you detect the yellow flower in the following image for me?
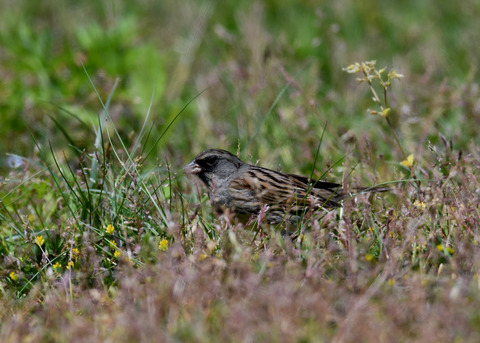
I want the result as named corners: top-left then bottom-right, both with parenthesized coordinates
top-left (109, 240), bottom-right (117, 247)
top-left (35, 235), bottom-right (45, 246)
top-left (199, 253), bottom-right (207, 261)
top-left (437, 244), bottom-right (454, 254)
top-left (343, 62), bottom-right (361, 73)
top-left (389, 231), bottom-right (398, 239)
top-left (388, 70), bottom-right (404, 80)
top-left (158, 239), bottom-right (169, 251)
top-left (400, 154), bottom-right (414, 168)
top-left (72, 248), bottom-right (80, 256)
top-left (365, 253), bottom-right (374, 262)
top-left (106, 224), bottom-right (115, 234)
top-left (9, 271), bottom-right (18, 281)
top-left (364, 60), bottom-right (377, 68)
top-left (414, 200), bottom-right (427, 209)
top-left (114, 250), bottom-right (122, 258)
top-left (53, 262), bottom-right (62, 269)
top-left (387, 278), bottom-right (396, 286)
top-left (380, 107), bottom-right (390, 118)
top-left (66, 261), bottom-right (74, 270)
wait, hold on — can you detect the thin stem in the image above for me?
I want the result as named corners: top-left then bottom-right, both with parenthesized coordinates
top-left (384, 116), bottom-right (407, 160)
top-left (369, 84), bottom-right (382, 106)
top-left (365, 71), bottom-right (407, 161)
top-left (383, 87), bottom-right (388, 109)
top-left (383, 86), bottom-right (407, 160)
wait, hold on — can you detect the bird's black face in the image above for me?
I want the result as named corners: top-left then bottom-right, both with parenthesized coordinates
top-left (183, 149), bottom-right (244, 188)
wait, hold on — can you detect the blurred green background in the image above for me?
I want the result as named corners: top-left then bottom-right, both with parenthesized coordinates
top-left (1, 0), bottom-right (479, 176)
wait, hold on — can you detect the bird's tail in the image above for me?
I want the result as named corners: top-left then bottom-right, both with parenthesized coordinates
top-left (334, 184), bottom-right (391, 202)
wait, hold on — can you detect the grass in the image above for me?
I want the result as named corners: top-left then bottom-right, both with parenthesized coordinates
top-left (1, 0), bottom-right (480, 342)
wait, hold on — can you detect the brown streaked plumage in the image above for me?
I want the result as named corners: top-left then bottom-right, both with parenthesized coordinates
top-left (184, 149), bottom-right (385, 225)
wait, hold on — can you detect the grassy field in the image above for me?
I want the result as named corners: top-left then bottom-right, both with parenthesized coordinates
top-left (1, 0), bottom-right (480, 342)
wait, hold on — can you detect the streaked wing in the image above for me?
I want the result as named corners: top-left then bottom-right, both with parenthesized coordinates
top-left (229, 166), bottom-right (342, 223)
top-left (287, 173), bottom-right (343, 207)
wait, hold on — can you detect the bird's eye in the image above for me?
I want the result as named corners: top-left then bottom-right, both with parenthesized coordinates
top-left (201, 156), bottom-right (217, 168)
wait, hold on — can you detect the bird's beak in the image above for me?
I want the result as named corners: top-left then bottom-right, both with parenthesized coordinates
top-left (183, 161), bottom-right (201, 174)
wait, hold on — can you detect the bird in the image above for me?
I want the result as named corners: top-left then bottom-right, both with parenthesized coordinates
top-left (184, 149), bottom-right (386, 226)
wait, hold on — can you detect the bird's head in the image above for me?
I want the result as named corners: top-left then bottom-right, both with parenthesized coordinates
top-left (183, 149), bottom-right (244, 188)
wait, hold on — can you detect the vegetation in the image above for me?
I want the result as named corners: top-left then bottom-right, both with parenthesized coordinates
top-left (1, 0), bottom-right (480, 341)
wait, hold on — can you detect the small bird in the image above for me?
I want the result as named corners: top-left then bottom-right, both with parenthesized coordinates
top-left (184, 149), bottom-right (386, 225)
